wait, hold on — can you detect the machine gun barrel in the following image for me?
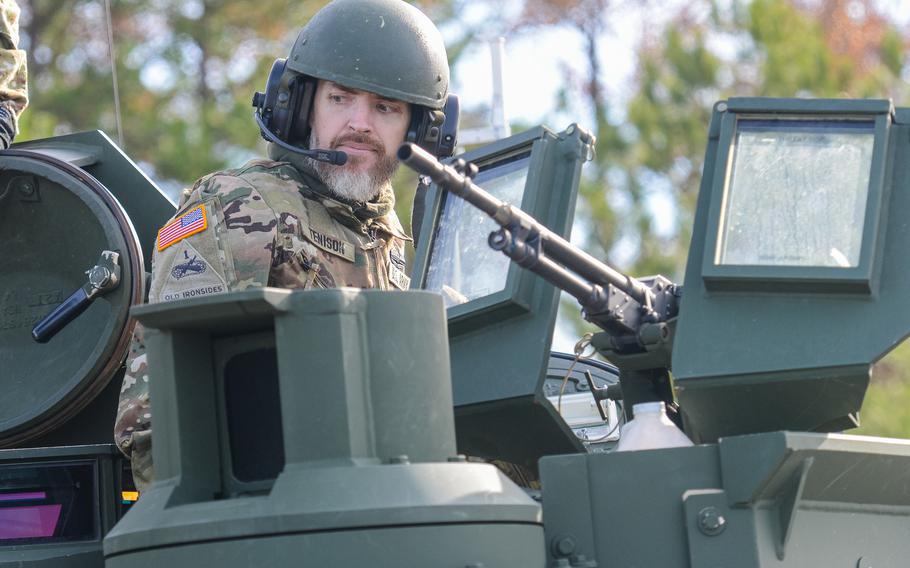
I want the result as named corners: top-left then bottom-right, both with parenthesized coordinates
top-left (397, 142), bottom-right (655, 308)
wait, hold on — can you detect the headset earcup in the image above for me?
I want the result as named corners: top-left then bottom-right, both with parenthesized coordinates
top-left (406, 107), bottom-right (426, 145)
top-left (289, 77), bottom-right (316, 146)
top-left (260, 59), bottom-right (288, 136)
top-left (408, 98), bottom-right (458, 158)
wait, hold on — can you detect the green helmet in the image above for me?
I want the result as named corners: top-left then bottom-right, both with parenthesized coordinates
top-left (286, 0), bottom-right (450, 110)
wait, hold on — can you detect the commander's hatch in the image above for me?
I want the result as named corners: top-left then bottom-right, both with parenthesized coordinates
top-left (0, 131), bottom-right (174, 448)
top-left (410, 125), bottom-right (596, 471)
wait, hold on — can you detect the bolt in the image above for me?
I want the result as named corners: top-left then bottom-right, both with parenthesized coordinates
top-left (857, 557), bottom-right (873, 568)
top-left (447, 454), bottom-right (467, 463)
top-left (716, 102), bottom-right (728, 113)
top-left (88, 266), bottom-right (112, 288)
top-left (697, 506), bottom-right (726, 536)
top-left (551, 535), bottom-right (576, 557)
top-left (17, 181), bottom-right (34, 197)
top-left (388, 455), bottom-right (410, 464)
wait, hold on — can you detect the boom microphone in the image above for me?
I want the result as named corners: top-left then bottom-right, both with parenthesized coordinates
top-left (253, 111), bottom-right (348, 166)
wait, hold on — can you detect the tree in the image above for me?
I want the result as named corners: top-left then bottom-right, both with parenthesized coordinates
top-left (19, 0), bottom-right (328, 194)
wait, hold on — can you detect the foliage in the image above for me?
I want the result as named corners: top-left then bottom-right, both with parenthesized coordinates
top-left (19, 0), bottom-right (328, 192)
top-left (861, 341), bottom-right (910, 437)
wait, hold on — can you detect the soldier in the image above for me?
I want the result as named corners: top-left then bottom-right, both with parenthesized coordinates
top-left (0, 0), bottom-right (28, 149)
top-left (114, 0), bottom-right (451, 491)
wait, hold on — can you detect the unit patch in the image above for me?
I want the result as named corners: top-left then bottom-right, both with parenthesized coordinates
top-left (307, 228), bottom-right (355, 262)
top-left (158, 240), bottom-right (227, 302)
top-left (157, 205), bottom-right (207, 251)
top-left (171, 253), bottom-right (207, 280)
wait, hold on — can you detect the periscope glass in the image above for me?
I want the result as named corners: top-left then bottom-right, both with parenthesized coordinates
top-left (717, 119), bottom-right (874, 268)
top-left (424, 153), bottom-right (530, 307)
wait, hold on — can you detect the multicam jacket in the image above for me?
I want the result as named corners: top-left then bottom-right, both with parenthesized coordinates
top-left (115, 159), bottom-right (411, 490)
top-left (0, 0), bottom-right (28, 143)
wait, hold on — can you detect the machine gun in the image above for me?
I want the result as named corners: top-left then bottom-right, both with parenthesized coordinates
top-left (398, 142), bottom-right (683, 417)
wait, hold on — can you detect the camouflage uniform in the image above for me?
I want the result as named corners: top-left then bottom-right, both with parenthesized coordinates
top-left (115, 155), bottom-right (411, 491)
top-left (0, 0), bottom-right (28, 147)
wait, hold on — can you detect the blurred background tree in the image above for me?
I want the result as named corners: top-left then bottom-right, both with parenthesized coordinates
top-left (14, 0), bottom-right (910, 436)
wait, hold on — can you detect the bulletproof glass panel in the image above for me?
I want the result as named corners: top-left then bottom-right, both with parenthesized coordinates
top-left (718, 119), bottom-right (874, 267)
top-left (424, 153), bottom-right (531, 307)
top-left (223, 347), bottom-right (285, 483)
top-left (0, 461), bottom-right (97, 544)
top-left (410, 125), bottom-right (592, 470)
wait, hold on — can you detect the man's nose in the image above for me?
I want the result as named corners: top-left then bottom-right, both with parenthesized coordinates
top-left (346, 98), bottom-right (373, 132)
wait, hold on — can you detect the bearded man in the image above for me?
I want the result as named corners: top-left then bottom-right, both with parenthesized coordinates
top-left (115, 0), bottom-right (455, 491)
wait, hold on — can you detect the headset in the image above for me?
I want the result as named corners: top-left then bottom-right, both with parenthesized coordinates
top-left (252, 58), bottom-right (460, 165)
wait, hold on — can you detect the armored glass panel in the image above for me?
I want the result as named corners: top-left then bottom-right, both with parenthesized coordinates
top-left (717, 119), bottom-right (874, 267)
top-left (0, 461), bottom-right (97, 544)
top-left (424, 153), bottom-right (530, 307)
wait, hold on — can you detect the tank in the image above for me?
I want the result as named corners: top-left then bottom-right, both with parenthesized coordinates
top-left (3, 97), bottom-right (910, 568)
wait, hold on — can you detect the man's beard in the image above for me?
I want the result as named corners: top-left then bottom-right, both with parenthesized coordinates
top-left (304, 131), bottom-right (399, 203)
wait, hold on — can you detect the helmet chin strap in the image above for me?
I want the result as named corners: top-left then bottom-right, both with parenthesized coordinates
top-left (254, 111), bottom-right (348, 166)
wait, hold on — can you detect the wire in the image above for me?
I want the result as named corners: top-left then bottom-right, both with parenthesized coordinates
top-left (557, 332), bottom-right (595, 415)
top-left (103, 0), bottom-right (124, 149)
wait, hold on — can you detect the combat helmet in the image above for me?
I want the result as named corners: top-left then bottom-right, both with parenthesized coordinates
top-left (253, 0), bottom-right (458, 160)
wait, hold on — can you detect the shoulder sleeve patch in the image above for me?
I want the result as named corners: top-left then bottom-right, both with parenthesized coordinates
top-left (157, 204), bottom-right (207, 251)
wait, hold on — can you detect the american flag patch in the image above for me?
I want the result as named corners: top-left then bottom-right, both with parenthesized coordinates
top-left (157, 205), bottom-right (207, 251)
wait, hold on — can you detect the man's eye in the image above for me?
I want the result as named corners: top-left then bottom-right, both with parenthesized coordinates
top-left (377, 102), bottom-right (399, 114)
top-left (329, 94), bottom-right (347, 103)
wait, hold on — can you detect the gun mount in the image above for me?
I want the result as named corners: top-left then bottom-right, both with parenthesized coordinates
top-left (400, 141), bottom-right (683, 417)
top-left (399, 142), bottom-right (680, 341)
top-left (402, 97), bottom-right (910, 446)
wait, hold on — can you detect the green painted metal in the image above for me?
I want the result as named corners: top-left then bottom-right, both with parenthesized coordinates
top-left (104, 289), bottom-right (544, 566)
top-left (0, 132), bottom-right (173, 448)
top-left (673, 97), bottom-right (910, 442)
top-left (541, 432), bottom-right (910, 567)
top-left (700, 99), bottom-right (892, 293)
top-left (12, 130), bottom-right (176, 274)
top-left (409, 124), bottom-right (592, 470)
